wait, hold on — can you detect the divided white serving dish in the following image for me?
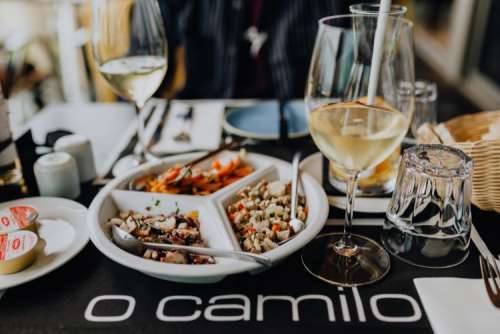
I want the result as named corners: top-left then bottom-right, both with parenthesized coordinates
top-left (88, 151), bottom-right (329, 284)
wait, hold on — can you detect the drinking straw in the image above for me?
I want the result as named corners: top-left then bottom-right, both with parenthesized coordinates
top-left (367, 0), bottom-right (391, 105)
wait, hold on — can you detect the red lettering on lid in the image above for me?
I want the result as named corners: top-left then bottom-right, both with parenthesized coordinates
top-left (1, 216), bottom-right (10, 227)
top-left (12, 238), bottom-right (20, 250)
top-left (0, 234), bottom-right (7, 261)
top-left (9, 206), bottom-right (37, 229)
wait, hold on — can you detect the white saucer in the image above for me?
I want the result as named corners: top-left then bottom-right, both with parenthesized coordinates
top-left (300, 152), bottom-right (390, 214)
top-left (0, 197), bottom-right (89, 290)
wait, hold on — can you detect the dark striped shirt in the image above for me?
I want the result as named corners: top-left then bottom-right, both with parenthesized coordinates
top-left (159, 0), bottom-right (358, 99)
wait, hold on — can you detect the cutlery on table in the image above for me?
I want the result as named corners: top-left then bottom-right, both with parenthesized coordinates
top-left (277, 228), bottom-right (301, 246)
top-left (474, 222), bottom-right (500, 308)
top-left (111, 100), bottom-right (168, 177)
top-left (479, 254), bottom-right (500, 308)
top-left (134, 99), bottom-right (170, 159)
top-left (289, 151), bottom-right (305, 234)
top-left (471, 224), bottom-right (495, 260)
top-left (277, 152), bottom-right (305, 246)
top-left (112, 225), bottom-right (272, 267)
top-left (173, 105), bottom-right (193, 142)
top-left (145, 100), bottom-right (170, 153)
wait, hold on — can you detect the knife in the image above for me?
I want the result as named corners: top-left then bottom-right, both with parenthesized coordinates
top-left (145, 99), bottom-right (170, 152)
top-left (471, 224), bottom-right (494, 259)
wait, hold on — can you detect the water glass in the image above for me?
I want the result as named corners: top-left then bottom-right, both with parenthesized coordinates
top-left (410, 81), bottom-right (438, 138)
top-left (382, 144), bottom-right (473, 268)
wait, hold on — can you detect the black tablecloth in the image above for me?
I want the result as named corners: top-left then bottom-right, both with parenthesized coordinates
top-left (0, 132), bottom-right (498, 334)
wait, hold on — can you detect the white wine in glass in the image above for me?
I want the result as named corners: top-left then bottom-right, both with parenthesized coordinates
top-left (302, 14), bottom-right (415, 286)
top-left (326, 3), bottom-right (408, 197)
top-left (98, 56), bottom-right (167, 108)
top-left (309, 102), bottom-right (408, 172)
top-left (92, 0), bottom-right (167, 175)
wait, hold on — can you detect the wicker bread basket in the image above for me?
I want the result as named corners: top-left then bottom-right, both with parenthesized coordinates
top-left (417, 110), bottom-right (500, 212)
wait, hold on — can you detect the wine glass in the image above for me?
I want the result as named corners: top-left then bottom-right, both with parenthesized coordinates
top-left (92, 0), bottom-right (167, 174)
top-left (302, 14), bottom-right (415, 286)
top-left (326, 4), bottom-right (408, 197)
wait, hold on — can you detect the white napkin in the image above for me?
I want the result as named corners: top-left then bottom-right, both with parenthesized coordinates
top-left (151, 101), bottom-right (224, 154)
top-left (414, 277), bottom-right (500, 334)
top-left (28, 102), bottom-right (137, 177)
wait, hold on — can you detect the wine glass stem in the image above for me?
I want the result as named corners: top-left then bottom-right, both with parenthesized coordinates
top-left (135, 103), bottom-right (147, 162)
top-left (334, 171), bottom-right (360, 257)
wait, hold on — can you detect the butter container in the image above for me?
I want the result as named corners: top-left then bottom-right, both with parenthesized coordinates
top-left (0, 206), bottom-right (38, 235)
top-left (0, 230), bottom-right (38, 274)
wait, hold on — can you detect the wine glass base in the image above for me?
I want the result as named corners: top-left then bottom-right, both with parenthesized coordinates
top-left (112, 155), bottom-right (144, 177)
top-left (328, 172), bottom-right (396, 197)
top-left (301, 232), bottom-right (390, 287)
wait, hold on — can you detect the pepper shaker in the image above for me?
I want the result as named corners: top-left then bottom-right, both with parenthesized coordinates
top-left (54, 134), bottom-right (97, 183)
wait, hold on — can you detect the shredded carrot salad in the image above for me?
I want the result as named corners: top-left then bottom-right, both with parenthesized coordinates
top-left (132, 153), bottom-right (254, 195)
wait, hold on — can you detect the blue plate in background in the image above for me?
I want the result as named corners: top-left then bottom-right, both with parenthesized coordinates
top-left (223, 100), bottom-right (309, 140)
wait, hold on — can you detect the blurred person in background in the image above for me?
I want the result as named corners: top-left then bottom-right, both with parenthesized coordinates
top-left (158, 0), bottom-right (360, 99)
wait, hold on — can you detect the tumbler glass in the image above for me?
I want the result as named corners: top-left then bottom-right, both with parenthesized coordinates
top-left (382, 144), bottom-right (473, 268)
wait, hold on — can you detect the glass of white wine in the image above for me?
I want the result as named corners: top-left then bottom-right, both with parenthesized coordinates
top-left (92, 0), bottom-right (167, 173)
top-left (302, 14), bottom-right (415, 286)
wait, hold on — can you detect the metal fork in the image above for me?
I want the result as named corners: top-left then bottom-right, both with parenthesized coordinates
top-left (479, 255), bottom-right (500, 308)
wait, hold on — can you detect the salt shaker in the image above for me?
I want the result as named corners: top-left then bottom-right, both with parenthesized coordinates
top-left (34, 152), bottom-right (81, 199)
top-left (54, 134), bottom-right (97, 183)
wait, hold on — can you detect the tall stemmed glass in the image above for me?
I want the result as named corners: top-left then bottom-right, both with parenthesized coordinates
top-left (302, 14), bottom-right (415, 286)
top-left (92, 0), bottom-right (167, 172)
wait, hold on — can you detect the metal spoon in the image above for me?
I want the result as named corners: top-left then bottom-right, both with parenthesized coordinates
top-left (289, 151), bottom-right (305, 234)
top-left (111, 225), bottom-right (272, 267)
top-left (278, 233), bottom-right (298, 246)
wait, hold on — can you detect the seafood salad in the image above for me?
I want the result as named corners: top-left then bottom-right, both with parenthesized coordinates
top-left (226, 180), bottom-right (307, 254)
top-left (109, 210), bottom-right (215, 264)
top-left (132, 150), bottom-right (254, 195)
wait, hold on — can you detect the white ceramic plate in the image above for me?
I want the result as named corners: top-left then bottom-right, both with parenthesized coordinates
top-left (88, 151), bottom-right (329, 284)
top-left (0, 197), bottom-right (89, 290)
top-left (300, 152), bottom-right (390, 213)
